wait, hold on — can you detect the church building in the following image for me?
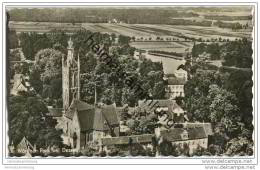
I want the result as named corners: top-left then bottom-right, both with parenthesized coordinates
top-left (49, 38), bottom-right (119, 151)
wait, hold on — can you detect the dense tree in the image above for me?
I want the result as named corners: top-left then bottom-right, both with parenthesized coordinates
top-left (29, 67), bottom-right (43, 95)
top-left (19, 32), bottom-right (52, 60)
top-left (34, 49), bottom-right (63, 83)
top-left (118, 35), bottom-right (131, 45)
top-left (184, 39), bottom-right (253, 154)
top-left (192, 42), bottom-right (221, 60)
top-left (8, 30), bottom-right (19, 49)
top-left (221, 38), bottom-right (252, 68)
top-left (8, 94), bottom-right (63, 148)
top-left (225, 137), bottom-right (253, 156)
top-left (184, 71), bottom-right (229, 121)
top-left (142, 71), bottom-right (165, 99)
top-left (28, 49), bottom-right (64, 105)
top-left (221, 68), bottom-right (253, 138)
top-left (10, 49), bottom-right (21, 61)
top-left (207, 84), bottom-right (240, 136)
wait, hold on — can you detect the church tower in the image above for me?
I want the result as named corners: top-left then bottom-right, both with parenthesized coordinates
top-left (62, 38), bottom-right (80, 111)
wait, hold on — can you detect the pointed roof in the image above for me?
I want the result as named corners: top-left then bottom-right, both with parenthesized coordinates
top-left (66, 100), bottom-right (119, 132)
top-left (167, 77), bottom-right (186, 85)
top-left (11, 74), bottom-right (28, 95)
top-left (77, 108), bottom-right (96, 131)
top-left (101, 104), bottom-right (119, 126)
top-left (78, 104), bottom-right (119, 132)
top-left (138, 99), bottom-right (180, 114)
top-left (65, 99), bottom-right (94, 119)
top-left (17, 137), bottom-right (33, 151)
top-left (172, 102), bottom-right (185, 114)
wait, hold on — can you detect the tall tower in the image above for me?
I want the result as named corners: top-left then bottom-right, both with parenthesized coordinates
top-left (62, 38), bottom-right (80, 111)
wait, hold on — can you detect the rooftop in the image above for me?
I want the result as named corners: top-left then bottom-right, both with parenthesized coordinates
top-left (66, 100), bottom-right (119, 132)
top-left (167, 77), bottom-right (186, 85)
top-left (101, 126), bottom-right (209, 146)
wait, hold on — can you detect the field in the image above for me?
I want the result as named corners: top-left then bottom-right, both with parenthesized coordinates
top-left (10, 21), bottom-right (252, 40)
top-left (142, 52), bottom-right (186, 75)
top-left (9, 16), bottom-right (252, 74)
top-left (10, 21), bottom-right (252, 54)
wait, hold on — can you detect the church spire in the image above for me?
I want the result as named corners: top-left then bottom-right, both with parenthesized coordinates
top-left (67, 37), bottom-right (74, 64)
top-left (62, 38), bottom-right (81, 111)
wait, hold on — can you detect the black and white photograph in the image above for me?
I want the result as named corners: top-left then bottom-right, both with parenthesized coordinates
top-left (1, 0), bottom-right (259, 169)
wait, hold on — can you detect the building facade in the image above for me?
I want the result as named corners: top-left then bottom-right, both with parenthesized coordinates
top-left (166, 77), bottom-right (186, 99)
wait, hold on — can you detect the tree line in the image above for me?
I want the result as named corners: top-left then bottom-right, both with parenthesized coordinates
top-left (181, 38), bottom-right (253, 155)
top-left (9, 8), bottom-right (199, 24)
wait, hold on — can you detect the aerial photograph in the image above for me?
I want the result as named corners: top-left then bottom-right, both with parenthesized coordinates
top-left (6, 6), bottom-right (254, 157)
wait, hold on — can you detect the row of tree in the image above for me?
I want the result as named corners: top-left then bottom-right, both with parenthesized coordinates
top-left (214, 20), bottom-right (249, 30)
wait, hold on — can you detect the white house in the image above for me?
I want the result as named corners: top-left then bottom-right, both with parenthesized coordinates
top-left (10, 74), bottom-right (30, 95)
top-left (166, 77), bottom-right (186, 99)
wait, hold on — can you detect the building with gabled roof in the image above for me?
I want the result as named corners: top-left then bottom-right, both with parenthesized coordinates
top-left (158, 127), bottom-right (209, 155)
top-left (60, 99), bottom-right (119, 151)
top-left (101, 134), bottom-right (154, 146)
top-left (50, 39), bottom-right (119, 151)
top-left (100, 126), bottom-right (211, 155)
top-left (166, 77), bottom-right (186, 99)
top-left (10, 73), bottom-right (30, 95)
top-left (16, 137), bottom-right (33, 154)
top-left (138, 99), bottom-right (185, 123)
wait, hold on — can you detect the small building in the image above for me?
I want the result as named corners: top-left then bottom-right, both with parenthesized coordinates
top-left (101, 134), bottom-right (154, 146)
top-left (10, 74), bottom-right (31, 95)
top-left (157, 126), bottom-right (209, 155)
top-left (16, 137), bottom-right (33, 155)
top-left (166, 77), bottom-right (186, 99)
top-left (101, 134), bottom-right (154, 153)
top-left (138, 99), bottom-right (185, 123)
top-left (100, 126), bottom-right (212, 156)
top-left (197, 52), bottom-right (210, 62)
top-left (138, 99), bottom-right (175, 113)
